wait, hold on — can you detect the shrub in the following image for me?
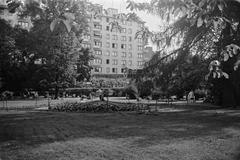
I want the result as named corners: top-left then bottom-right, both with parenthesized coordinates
top-left (49, 101), bottom-right (150, 113)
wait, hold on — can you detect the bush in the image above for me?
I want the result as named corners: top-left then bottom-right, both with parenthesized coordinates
top-left (49, 101), bottom-right (150, 113)
top-left (1, 91), bottom-right (14, 100)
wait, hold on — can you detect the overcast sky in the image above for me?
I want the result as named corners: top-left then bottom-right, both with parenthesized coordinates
top-left (89, 0), bottom-right (163, 32)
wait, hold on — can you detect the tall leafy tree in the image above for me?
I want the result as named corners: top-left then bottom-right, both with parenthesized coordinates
top-left (127, 0), bottom-right (240, 107)
top-left (22, 0), bottom-right (91, 98)
top-left (0, 19), bottom-right (38, 92)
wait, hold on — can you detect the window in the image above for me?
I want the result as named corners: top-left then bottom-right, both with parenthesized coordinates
top-left (93, 59), bottom-right (102, 64)
top-left (82, 43), bottom-right (91, 49)
top-left (122, 28), bottom-right (126, 33)
top-left (112, 43), bottom-right (118, 49)
top-left (138, 61), bottom-right (144, 66)
top-left (128, 28), bottom-right (132, 34)
top-left (95, 50), bottom-right (102, 55)
top-left (106, 34), bottom-right (110, 39)
top-left (138, 23), bottom-right (143, 28)
top-left (128, 21), bottom-right (132, 26)
top-left (112, 68), bottom-right (118, 73)
top-left (121, 36), bottom-right (126, 41)
top-left (112, 35), bottom-right (118, 40)
top-left (106, 50), bottom-right (110, 56)
top-left (106, 17), bottom-right (109, 22)
top-left (128, 52), bottom-right (132, 58)
top-left (121, 60), bottom-right (126, 65)
top-left (93, 31), bottom-right (102, 38)
top-left (106, 59), bottom-right (110, 64)
top-left (112, 51), bottom-right (118, 57)
top-left (128, 60), bottom-right (132, 66)
top-left (94, 23), bottom-right (102, 29)
top-left (122, 52), bottom-right (126, 57)
top-left (112, 59), bottom-right (118, 65)
top-left (121, 68), bottom-right (125, 73)
top-left (83, 34), bottom-right (90, 40)
top-left (129, 36), bottom-right (132, 42)
top-left (121, 44), bottom-right (126, 49)
top-left (106, 67), bottom-right (110, 73)
top-left (94, 67), bottom-right (102, 73)
top-left (138, 53), bottom-right (143, 58)
top-left (112, 28), bottom-right (118, 32)
top-left (138, 45), bottom-right (143, 51)
top-left (18, 21), bottom-right (29, 29)
top-left (106, 42), bottom-right (110, 48)
top-left (138, 37), bottom-right (143, 43)
top-left (128, 44), bottom-right (132, 50)
top-left (122, 20), bottom-right (126, 25)
top-left (94, 41), bottom-right (102, 47)
top-left (106, 26), bottom-right (110, 31)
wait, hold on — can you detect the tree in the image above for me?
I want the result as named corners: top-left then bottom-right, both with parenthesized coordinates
top-left (138, 80), bottom-right (153, 98)
top-left (76, 48), bottom-right (93, 82)
top-left (0, 19), bottom-right (38, 92)
top-left (22, 0), bottom-right (91, 98)
top-left (127, 0), bottom-right (240, 107)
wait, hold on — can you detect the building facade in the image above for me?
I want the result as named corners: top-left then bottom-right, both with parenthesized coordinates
top-left (82, 4), bottom-right (151, 80)
top-left (0, 0), bottom-right (32, 30)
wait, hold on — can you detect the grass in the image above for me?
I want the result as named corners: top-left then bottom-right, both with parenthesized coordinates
top-left (0, 104), bottom-right (240, 160)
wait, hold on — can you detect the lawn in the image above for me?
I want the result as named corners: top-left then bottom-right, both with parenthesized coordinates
top-left (0, 104), bottom-right (240, 160)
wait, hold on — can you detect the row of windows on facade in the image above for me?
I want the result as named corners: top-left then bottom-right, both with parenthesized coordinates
top-left (95, 50), bottom-right (143, 58)
top-left (93, 59), bottom-right (144, 66)
top-left (17, 21), bottom-right (29, 29)
top-left (105, 34), bottom-right (143, 43)
top-left (82, 41), bottom-right (143, 51)
top-left (94, 64), bottom-right (144, 74)
top-left (84, 33), bottom-right (143, 44)
top-left (94, 67), bottom-right (120, 73)
top-left (94, 41), bottom-right (143, 50)
top-left (89, 16), bottom-right (144, 28)
top-left (93, 24), bottom-right (133, 34)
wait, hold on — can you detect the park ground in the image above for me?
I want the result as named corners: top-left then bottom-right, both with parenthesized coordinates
top-left (0, 102), bottom-right (240, 160)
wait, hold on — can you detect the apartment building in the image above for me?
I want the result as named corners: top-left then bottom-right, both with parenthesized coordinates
top-left (0, 0), bottom-right (32, 30)
top-left (82, 4), bottom-right (150, 79)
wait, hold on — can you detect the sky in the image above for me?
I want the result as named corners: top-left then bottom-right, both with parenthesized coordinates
top-left (89, 0), bottom-right (163, 32)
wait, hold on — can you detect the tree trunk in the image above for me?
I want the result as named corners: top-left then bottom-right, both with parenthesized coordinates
top-left (54, 86), bottom-right (59, 99)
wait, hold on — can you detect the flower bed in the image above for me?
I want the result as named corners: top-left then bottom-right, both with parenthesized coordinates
top-left (49, 101), bottom-right (150, 113)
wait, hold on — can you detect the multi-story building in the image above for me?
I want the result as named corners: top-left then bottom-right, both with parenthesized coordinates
top-left (82, 4), bottom-right (150, 81)
top-left (0, 0), bottom-right (32, 30)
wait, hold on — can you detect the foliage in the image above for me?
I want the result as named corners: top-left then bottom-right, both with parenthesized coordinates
top-left (127, 0), bottom-right (240, 106)
top-left (124, 80), bottom-right (139, 99)
top-left (1, 0), bottom-right (92, 97)
top-left (76, 48), bottom-right (93, 82)
top-left (49, 101), bottom-right (140, 112)
top-left (138, 80), bottom-right (153, 98)
top-left (23, 0), bottom-right (90, 96)
top-left (0, 90), bottom-right (14, 100)
top-left (0, 19), bottom-right (40, 91)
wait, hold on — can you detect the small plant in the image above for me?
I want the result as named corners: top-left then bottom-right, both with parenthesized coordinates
top-left (1, 91), bottom-right (14, 109)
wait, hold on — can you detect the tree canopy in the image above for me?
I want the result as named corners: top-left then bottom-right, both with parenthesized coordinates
top-left (0, 0), bottom-right (92, 98)
top-left (127, 0), bottom-right (240, 106)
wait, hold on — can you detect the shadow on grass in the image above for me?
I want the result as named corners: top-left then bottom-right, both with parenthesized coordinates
top-left (0, 105), bottom-right (240, 147)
